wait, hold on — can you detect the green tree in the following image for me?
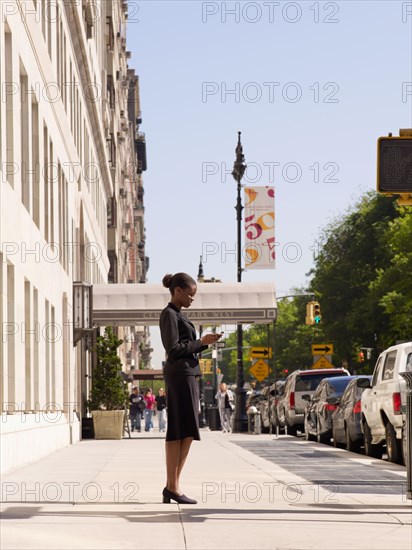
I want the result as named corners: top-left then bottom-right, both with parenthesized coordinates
top-left (369, 207), bottom-right (412, 345)
top-left (309, 193), bottom-right (400, 369)
top-left (218, 296), bottom-right (322, 384)
top-left (88, 327), bottom-right (128, 410)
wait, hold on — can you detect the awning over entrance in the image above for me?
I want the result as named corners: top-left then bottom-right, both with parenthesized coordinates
top-left (130, 369), bottom-right (164, 380)
top-left (92, 282), bottom-right (277, 326)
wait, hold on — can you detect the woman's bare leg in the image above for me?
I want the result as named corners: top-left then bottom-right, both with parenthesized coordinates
top-left (176, 437), bottom-right (193, 491)
top-left (165, 440), bottom-right (181, 493)
top-left (165, 437), bottom-right (194, 494)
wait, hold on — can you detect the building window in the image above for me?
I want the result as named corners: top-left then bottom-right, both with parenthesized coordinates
top-left (5, 29), bottom-right (14, 188)
top-left (24, 279), bottom-right (32, 411)
top-left (20, 71), bottom-right (31, 212)
top-left (7, 262), bottom-right (15, 408)
top-left (32, 98), bottom-right (40, 227)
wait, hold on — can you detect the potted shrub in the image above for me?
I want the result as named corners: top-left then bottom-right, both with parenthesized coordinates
top-left (88, 327), bottom-right (128, 439)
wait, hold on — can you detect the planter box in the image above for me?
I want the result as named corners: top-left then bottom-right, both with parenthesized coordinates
top-left (91, 410), bottom-right (125, 440)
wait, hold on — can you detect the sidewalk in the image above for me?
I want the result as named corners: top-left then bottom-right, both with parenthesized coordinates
top-left (1, 430), bottom-right (411, 550)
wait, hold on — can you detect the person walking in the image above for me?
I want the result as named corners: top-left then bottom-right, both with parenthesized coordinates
top-left (129, 387), bottom-right (143, 433)
top-left (155, 387), bottom-right (167, 432)
top-left (143, 388), bottom-right (155, 432)
top-left (215, 382), bottom-right (235, 433)
top-left (159, 272), bottom-right (222, 504)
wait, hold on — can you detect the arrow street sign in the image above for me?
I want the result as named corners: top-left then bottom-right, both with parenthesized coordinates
top-left (250, 359), bottom-right (270, 382)
top-left (311, 344), bottom-right (334, 356)
top-left (250, 347), bottom-right (273, 359)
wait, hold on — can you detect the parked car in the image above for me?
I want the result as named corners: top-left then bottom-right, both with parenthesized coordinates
top-left (360, 341), bottom-right (412, 464)
top-left (260, 381), bottom-right (285, 433)
top-left (246, 389), bottom-right (263, 411)
top-left (331, 376), bottom-right (372, 452)
top-left (276, 368), bottom-right (350, 436)
top-left (303, 376), bottom-right (356, 444)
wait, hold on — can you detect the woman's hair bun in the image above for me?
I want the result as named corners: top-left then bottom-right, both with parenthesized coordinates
top-left (162, 273), bottom-right (173, 288)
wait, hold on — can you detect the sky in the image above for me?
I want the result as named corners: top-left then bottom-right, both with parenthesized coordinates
top-left (126, 0), bottom-right (412, 367)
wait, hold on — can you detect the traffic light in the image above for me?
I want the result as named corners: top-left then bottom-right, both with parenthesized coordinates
top-left (377, 136), bottom-right (412, 194)
top-left (305, 302), bottom-right (314, 325)
top-left (358, 351), bottom-right (365, 362)
top-left (313, 302), bottom-right (322, 324)
top-left (306, 301), bottom-right (321, 325)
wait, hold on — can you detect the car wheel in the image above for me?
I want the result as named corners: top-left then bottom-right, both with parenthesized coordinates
top-left (305, 419), bottom-right (316, 441)
top-left (261, 423), bottom-right (269, 434)
top-left (345, 425), bottom-right (361, 453)
top-left (332, 426), bottom-right (345, 448)
top-left (317, 429), bottom-right (330, 445)
top-left (385, 422), bottom-right (403, 464)
top-left (363, 421), bottom-right (383, 459)
top-left (285, 420), bottom-right (298, 436)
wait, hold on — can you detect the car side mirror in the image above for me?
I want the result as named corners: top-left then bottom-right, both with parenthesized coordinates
top-left (301, 394), bottom-right (311, 401)
top-left (356, 378), bottom-right (371, 389)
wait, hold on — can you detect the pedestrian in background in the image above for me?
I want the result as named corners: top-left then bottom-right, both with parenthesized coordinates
top-left (129, 387), bottom-right (143, 432)
top-left (155, 387), bottom-right (167, 432)
top-left (144, 388), bottom-right (155, 432)
top-left (215, 382), bottom-right (234, 433)
top-left (159, 272), bottom-right (222, 504)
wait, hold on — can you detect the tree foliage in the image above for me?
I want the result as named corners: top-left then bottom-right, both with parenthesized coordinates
top-left (218, 193), bottom-right (411, 382)
top-left (309, 193), bottom-right (408, 368)
top-left (88, 327), bottom-right (128, 410)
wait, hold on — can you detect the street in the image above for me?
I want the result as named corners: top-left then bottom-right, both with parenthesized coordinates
top-left (1, 431), bottom-right (410, 550)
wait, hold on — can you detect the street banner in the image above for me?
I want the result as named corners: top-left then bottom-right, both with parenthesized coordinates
top-left (244, 186), bottom-right (275, 269)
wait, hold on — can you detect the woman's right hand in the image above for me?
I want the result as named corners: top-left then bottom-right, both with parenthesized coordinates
top-left (201, 333), bottom-right (222, 346)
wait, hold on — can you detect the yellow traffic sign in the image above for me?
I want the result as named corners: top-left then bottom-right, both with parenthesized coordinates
top-left (250, 347), bottom-right (272, 359)
top-left (250, 359), bottom-right (270, 382)
top-left (199, 359), bottom-right (213, 374)
top-left (311, 344), bottom-right (334, 356)
top-left (312, 356), bottom-right (334, 370)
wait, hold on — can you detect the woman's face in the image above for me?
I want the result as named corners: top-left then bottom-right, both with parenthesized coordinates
top-left (220, 383), bottom-right (227, 392)
top-left (175, 284), bottom-right (197, 309)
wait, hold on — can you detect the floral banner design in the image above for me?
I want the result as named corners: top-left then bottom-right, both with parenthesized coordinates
top-left (244, 186), bottom-right (275, 269)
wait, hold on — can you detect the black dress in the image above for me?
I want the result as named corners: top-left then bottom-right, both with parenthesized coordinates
top-left (159, 302), bottom-right (208, 442)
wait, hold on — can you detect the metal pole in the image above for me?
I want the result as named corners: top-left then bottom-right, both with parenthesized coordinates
top-left (198, 325), bottom-right (207, 428)
top-left (273, 320), bottom-right (279, 438)
top-left (232, 132), bottom-right (247, 432)
top-left (400, 372), bottom-right (412, 500)
top-left (267, 324), bottom-right (272, 434)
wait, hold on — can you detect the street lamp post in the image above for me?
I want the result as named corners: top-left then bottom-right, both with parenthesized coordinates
top-left (231, 131), bottom-right (248, 433)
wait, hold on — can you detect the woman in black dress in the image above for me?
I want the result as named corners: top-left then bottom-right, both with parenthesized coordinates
top-left (159, 272), bottom-right (222, 504)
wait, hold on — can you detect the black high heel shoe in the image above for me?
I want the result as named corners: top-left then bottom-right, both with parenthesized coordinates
top-left (162, 487), bottom-right (197, 504)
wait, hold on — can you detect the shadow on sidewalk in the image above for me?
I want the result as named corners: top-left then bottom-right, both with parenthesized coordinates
top-left (1, 504), bottom-right (410, 525)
